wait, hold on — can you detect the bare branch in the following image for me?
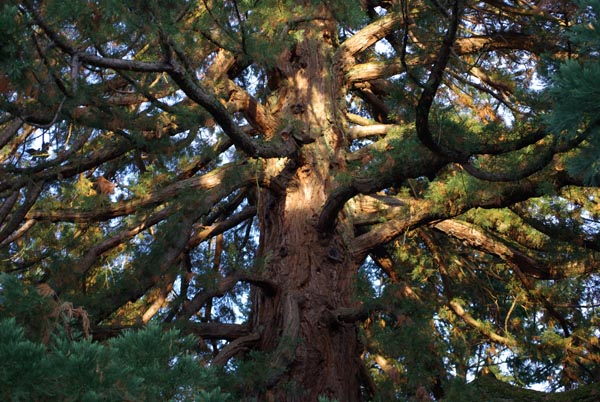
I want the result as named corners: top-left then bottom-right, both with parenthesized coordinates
top-left (348, 124), bottom-right (394, 140)
top-left (212, 332), bottom-right (261, 367)
top-left (336, 12), bottom-right (404, 68)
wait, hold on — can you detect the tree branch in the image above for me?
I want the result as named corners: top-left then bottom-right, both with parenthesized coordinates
top-left (415, 0), bottom-right (462, 156)
top-left (167, 59), bottom-right (294, 159)
top-left (349, 164), bottom-right (574, 261)
top-left (22, 3), bottom-right (173, 73)
top-left (212, 332), bottom-right (261, 367)
top-left (27, 161), bottom-right (252, 223)
top-left (181, 272), bottom-right (277, 319)
top-left (187, 322), bottom-right (251, 341)
top-left (419, 227), bottom-right (517, 347)
top-left (347, 124), bottom-right (395, 140)
top-left (336, 12), bottom-right (404, 69)
top-left (433, 219), bottom-right (598, 280)
top-left (188, 206), bottom-right (257, 249)
top-left (0, 181), bottom-right (44, 245)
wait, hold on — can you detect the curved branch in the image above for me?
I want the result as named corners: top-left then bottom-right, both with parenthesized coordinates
top-left (510, 204), bottom-right (600, 252)
top-left (461, 123), bottom-right (593, 181)
top-left (318, 140), bottom-right (446, 234)
top-left (416, 0), bottom-right (462, 156)
top-left (461, 146), bottom-right (555, 182)
top-left (212, 332), bottom-right (261, 367)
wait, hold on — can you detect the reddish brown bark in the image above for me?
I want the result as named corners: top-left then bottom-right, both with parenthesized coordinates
top-left (246, 13), bottom-right (366, 401)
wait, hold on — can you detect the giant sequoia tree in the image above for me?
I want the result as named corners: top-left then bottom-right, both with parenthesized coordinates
top-left (2, 0), bottom-right (600, 400)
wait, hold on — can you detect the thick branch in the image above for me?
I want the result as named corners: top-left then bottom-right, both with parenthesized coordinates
top-left (350, 199), bottom-right (442, 260)
top-left (187, 322), bottom-right (251, 341)
top-left (350, 165), bottom-right (572, 260)
top-left (348, 124), bottom-right (395, 140)
top-left (212, 332), bottom-right (261, 367)
top-left (167, 60), bottom-right (294, 159)
top-left (336, 12), bottom-right (404, 68)
top-left (416, 1), bottom-right (462, 156)
top-left (433, 219), bottom-right (597, 280)
top-left (319, 140), bottom-right (447, 234)
top-left (27, 161), bottom-right (251, 223)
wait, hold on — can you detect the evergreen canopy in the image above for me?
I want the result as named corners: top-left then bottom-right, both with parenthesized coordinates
top-left (1, 0), bottom-right (600, 400)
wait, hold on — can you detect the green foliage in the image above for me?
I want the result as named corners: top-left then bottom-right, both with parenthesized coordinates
top-left (0, 318), bottom-right (232, 401)
top-left (0, 274), bottom-right (231, 402)
top-left (546, 0), bottom-right (600, 184)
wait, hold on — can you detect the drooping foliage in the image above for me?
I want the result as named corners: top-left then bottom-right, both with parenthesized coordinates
top-left (1, 0), bottom-right (600, 400)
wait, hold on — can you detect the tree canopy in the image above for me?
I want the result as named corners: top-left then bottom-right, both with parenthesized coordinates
top-left (1, 0), bottom-right (600, 400)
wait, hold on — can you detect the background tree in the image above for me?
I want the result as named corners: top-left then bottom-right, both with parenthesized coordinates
top-left (1, 0), bottom-right (600, 400)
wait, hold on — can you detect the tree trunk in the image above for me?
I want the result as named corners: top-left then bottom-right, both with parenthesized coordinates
top-left (253, 204), bottom-right (363, 401)
top-left (250, 12), bottom-right (365, 401)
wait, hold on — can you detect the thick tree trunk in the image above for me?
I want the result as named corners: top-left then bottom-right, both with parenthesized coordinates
top-left (253, 204), bottom-right (363, 401)
top-left (250, 12), bottom-right (365, 401)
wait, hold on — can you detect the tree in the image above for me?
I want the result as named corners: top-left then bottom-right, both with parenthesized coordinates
top-left (1, 0), bottom-right (600, 400)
